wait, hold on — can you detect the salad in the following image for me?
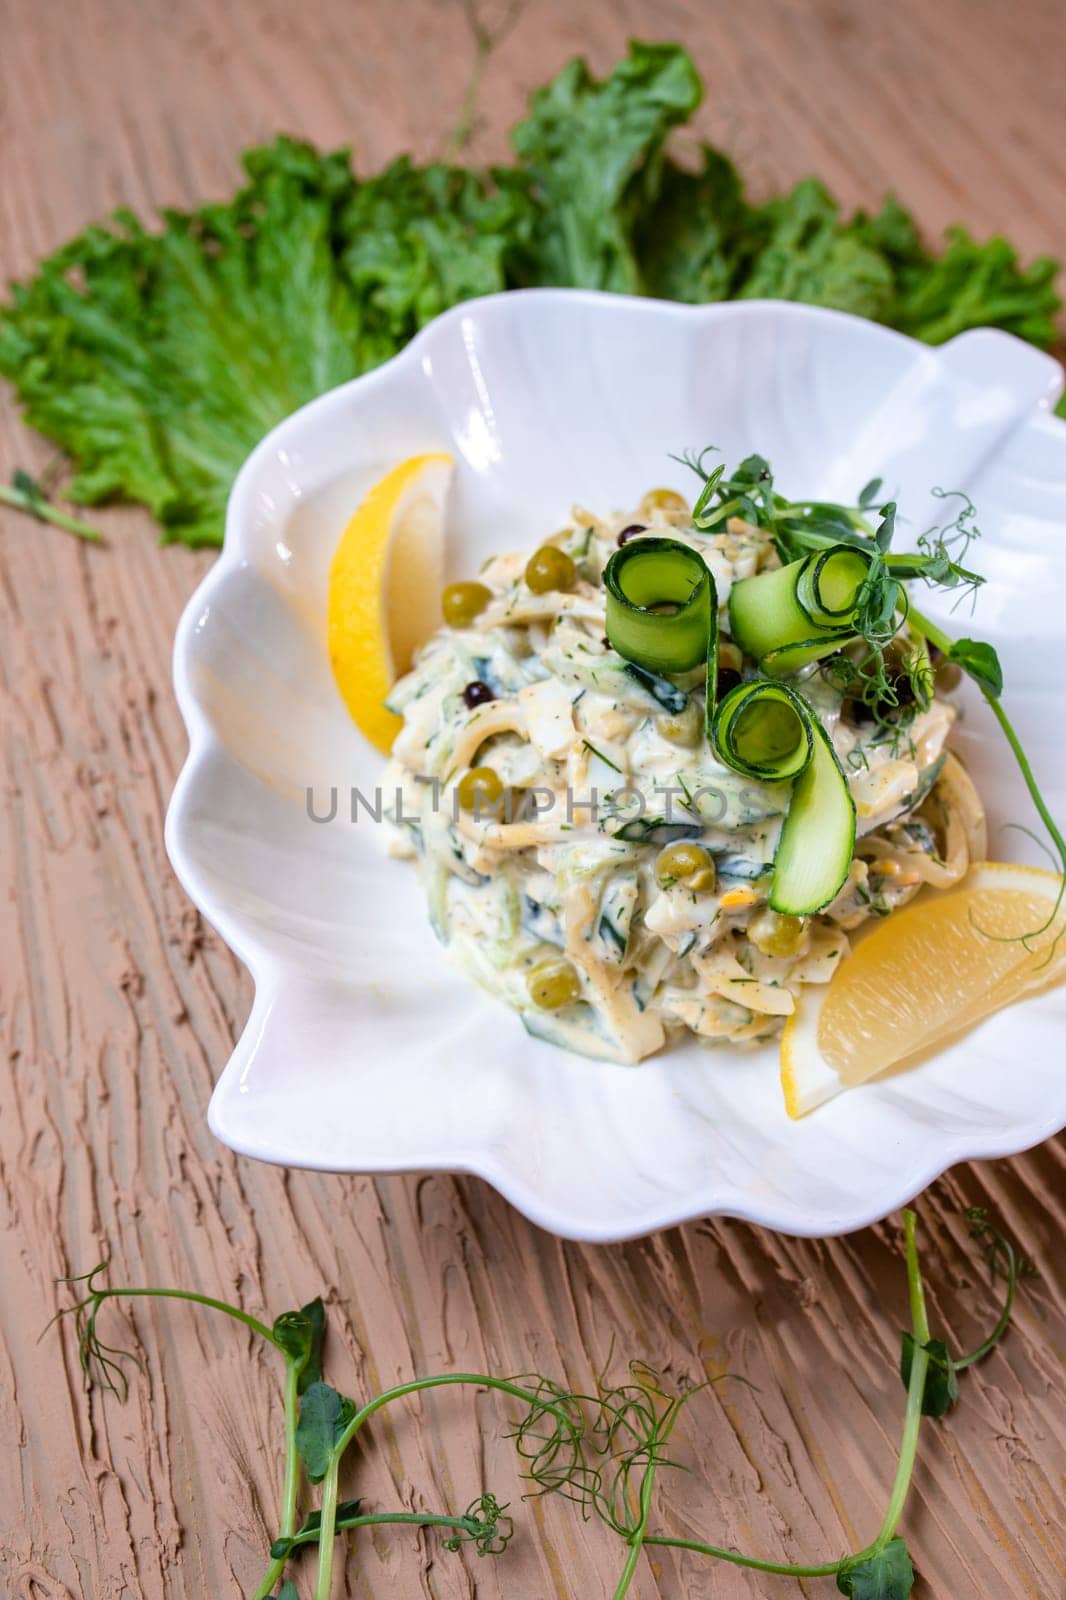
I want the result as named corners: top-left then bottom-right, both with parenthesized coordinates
top-left (379, 460), bottom-right (989, 1065)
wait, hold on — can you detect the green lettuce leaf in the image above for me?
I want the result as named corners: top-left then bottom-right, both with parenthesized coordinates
top-left (340, 156), bottom-right (532, 340)
top-left (509, 40), bottom-right (702, 292)
top-left (889, 227), bottom-right (1061, 346)
top-left (0, 138), bottom-right (373, 547)
top-left (637, 145), bottom-right (758, 303)
top-left (1, 42), bottom-right (1061, 546)
top-left (737, 179), bottom-right (897, 321)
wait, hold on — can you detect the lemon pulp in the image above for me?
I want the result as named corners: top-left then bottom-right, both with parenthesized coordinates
top-left (781, 863), bottom-right (1066, 1117)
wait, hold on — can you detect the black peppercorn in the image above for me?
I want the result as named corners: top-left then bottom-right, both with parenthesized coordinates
top-left (846, 696), bottom-right (877, 726)
top-left (715, 667), bottom-right (743, 699)
top-left (462, 680), bottom-right (496, 709)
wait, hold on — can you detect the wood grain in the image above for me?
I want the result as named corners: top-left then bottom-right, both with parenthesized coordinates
top-left (1, 2), bottom-right (1064, 1597)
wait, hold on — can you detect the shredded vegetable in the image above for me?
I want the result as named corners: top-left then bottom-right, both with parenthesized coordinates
top-left (381, 476), bottom-right (976, 1063)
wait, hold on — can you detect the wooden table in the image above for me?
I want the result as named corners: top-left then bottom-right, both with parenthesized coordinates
top-left (2, 3), bottom-right (1064, 1596)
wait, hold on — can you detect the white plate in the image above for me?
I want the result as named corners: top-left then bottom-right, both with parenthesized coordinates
top-left (166, 291), bottom-right (1066, 1241)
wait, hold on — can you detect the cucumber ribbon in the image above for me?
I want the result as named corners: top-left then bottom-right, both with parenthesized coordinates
top-left (728, 544), bottom-right (877, 674)
top-left (713, 681), bottom-right (856, 914)
top-left (604, 537), bottom-right (718, 729)
top-left (604, 537), bottom-right (855, 913)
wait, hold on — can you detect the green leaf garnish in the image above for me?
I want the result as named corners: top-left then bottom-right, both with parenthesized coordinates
top-left (294, 1381), bottom-right (357, 1483)
top-left (899, 1334), bottom-right (959, 1418)
top-left (835, 1537), bottom-right (915, 1597)
top-left (297, 1296), bottom-right (326, 1393)
top-left (509, 41), bottom-right (702, 293)
top-left (270, 1295), bottom-right (326, 1393)
top-left (2, 43), bottom-right (1060, 546)
top-left (0, 468), bottom-right (102, 541)
top-left (874, 502), bottom-right (897, 552)
top-left (270, 1501), bottom-right (362, 1559)
top-left (887, 223), bottom-right (1061, 347)
top-left (948, 638), bottom-right (1003, 697)
top-left (271, 1308), bottom-right (314, 1368)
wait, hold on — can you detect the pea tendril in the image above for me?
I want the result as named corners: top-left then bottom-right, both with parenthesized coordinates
top-left (0, 468), bottom-right (103, 541)
top-left (48, 1207), bottom-right (1031, 1599)
top-left (679, 447), bottom-right (1066, 948)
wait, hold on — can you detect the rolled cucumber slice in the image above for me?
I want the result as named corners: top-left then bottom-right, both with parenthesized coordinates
top-left (603, 536), bottom-right (719, 731)
top-left (770, 714), bottom-right (856, 915)
top-left (728, 546), bottom-right (874, 675)
top-left (713, 680), bottom-right (855, 913)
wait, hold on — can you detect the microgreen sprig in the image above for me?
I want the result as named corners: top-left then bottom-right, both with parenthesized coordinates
top-left (49, 1208), bottom-right (1030, 1600)
top-left (46, 1262), bottom-right (326, 1599)
top-left (906, 602), bottom-right (1066, 955)
top-left (47, 1264), bottom-right (580, 1600)
top-left (954, 1205), bottom-right (1037, 1370)
top-left (509, 1360), bottom-right (728, 1600)
top-left (887, 487), bottom-right (985, 602)
top-left (0, 467), bottom-right (102, 541)
top-left (517, 1208), bottom-right (1026, 1599)
top-left (678, 447), bottom-right (1066, 941)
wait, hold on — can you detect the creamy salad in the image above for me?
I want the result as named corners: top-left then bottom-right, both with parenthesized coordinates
top-left (381, 490), bottom-right (986, 1064)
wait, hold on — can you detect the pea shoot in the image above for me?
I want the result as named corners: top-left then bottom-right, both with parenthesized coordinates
top-left (678, 446), bottom-right (1066, 950)
top-left (48, 1207), bottom-right (1030, 1599)
top-left (0, 467), bottom-right (102, 541)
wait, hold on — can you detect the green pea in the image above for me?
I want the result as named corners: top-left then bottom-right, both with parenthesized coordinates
top-left (524, 545), bottom-right (577, 595)
top-left (655, 842), bottom-right (716, 892)
top-left (527, 955), bottom-right (581, 1010)
top-left (639, 487), bottom-right (689, 519)
top-left (935, 660), bottom-right (963, 693)
top-left (456, 765), bottom-right (504, 813)
top-left (747, 909), bottom-right (807, 958)
top-left (442, 581), bottom-right (492, 627)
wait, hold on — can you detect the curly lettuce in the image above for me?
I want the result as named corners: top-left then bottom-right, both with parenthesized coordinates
top-left (0, 41), bottom-right (1060, 547)
top-left (0, 140), bottom-right (373, 546)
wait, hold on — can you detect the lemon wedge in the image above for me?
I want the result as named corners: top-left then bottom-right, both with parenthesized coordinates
top-left (780, 862), bottom-right (1066, 1118)
top-left (328, 453), bottom-right (453, 752)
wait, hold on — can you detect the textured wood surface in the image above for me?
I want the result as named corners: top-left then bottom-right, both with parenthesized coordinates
top-left (1, 2), bottom-right (1064, 1597)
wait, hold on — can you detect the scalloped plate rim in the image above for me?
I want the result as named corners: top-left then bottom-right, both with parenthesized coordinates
top-left (165, 290), bottom-right (1066, 1242)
